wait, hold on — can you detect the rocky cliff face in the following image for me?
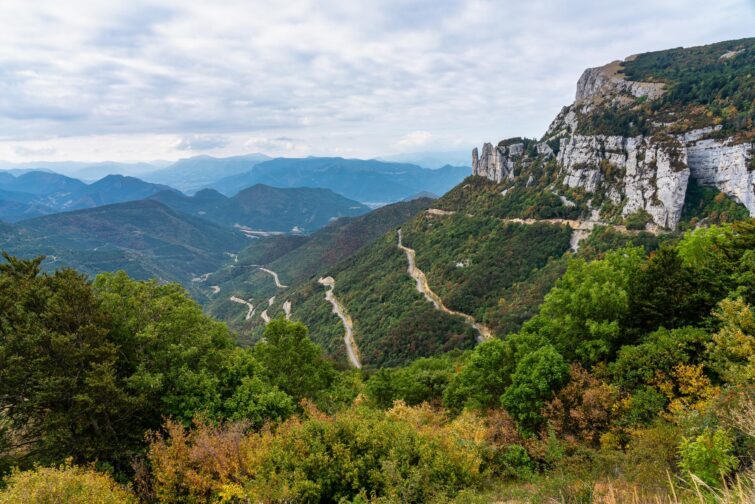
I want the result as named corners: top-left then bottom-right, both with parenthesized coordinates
top-left (472, 141), bottom-right (550, 182)
top-left (575, 60), bottom-right (666, 104)
top-left (557, 134), bottom-right (690, 228)
top-left (472, 52), bottom-right (754, 230)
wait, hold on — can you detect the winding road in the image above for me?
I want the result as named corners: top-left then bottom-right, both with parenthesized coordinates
top-left (425, 209), bottom-right (665, 252)
top-left (259, 267), bottom-right (288, 288)
top-left (260, 296), bottom-right (276, 324)
top-left (318, 276), bottom-right (361, 368)
top-left (397, 229), bottom-right (493, 342)
top-left (282, 300), bottom-right (292, 320)
top-left (229, 296), bottom-right (255, 320)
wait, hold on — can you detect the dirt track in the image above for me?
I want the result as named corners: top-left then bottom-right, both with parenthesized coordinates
top-left (397, 229), bottom-right (493, 342)
top-left (318, 276), bottom-right (361, 368)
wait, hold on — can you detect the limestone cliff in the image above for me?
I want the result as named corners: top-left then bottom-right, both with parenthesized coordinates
top-left (472, 40), bottom-right (754, 230)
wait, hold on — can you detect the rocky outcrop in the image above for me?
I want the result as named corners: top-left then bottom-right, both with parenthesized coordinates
top-left (575, 60), bottom-right (666, 104)
top-left (472, 143), bottom-right (516, 182)
top-left (472, 55), bottom-right (754, 230)
top-left (473, 140), bottom-right (553, 183)
top-left (557, 135), bottom-right (690, 228)
top-left (687, 139), bottom-right (754, 214)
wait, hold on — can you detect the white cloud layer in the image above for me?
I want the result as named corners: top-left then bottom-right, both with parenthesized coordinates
top-left (0, 0), bottom-right (752, 162)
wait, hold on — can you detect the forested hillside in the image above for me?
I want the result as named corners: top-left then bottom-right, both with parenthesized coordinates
top-left (1, 218), bottom-right (753, 502)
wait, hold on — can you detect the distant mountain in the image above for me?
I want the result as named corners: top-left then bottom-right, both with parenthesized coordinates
top-left (208, 157), bottom-right (468, 204)
top-left (403, 191), bottom-right (438, 201)
top-left (0, 172), bottom-right (16, 185)
top-left (143, 154), bottom-right (271, 193)
top-left (376, 150), bottom-right (473, 169)
top-left (151, 183), bottom-right (370, 233)
top-left (0, 172), bottom-right (179, 222)
top-left (68, 175), bottom-right (177, 209)
top-left (0, 161), bottom-right (162, 180)
top-left (1, 171), bottom-right (86, 195)
top-left (1, 200), bottom-right (249, 289)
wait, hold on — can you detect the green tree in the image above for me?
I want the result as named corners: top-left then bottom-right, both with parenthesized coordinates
top-left (627, 245), bottom-right (712, 334)
top-left (93, 271), bottom-right (240, 421)
top-left (0, 258), bottom-right (128, 468)
top-left (443, 339), bottom-right (508, 412)
top-left (254, 318), bottom-right (335, 401)
top-left (224, 376), bottom-right (295, 426)
top-left (365, 354), bottom-right (457, 409)
top-left (611, 327), bottom-right (710, 391)
top-left (523, 247), bottom-right (644, 364)
top-left (501, 345), bottom-right (569, 433)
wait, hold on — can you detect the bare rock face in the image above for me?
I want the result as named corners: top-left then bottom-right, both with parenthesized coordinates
top-left (687, 138), bottom-right (754, 214)
top-left (472, 142), bottom-right (519, 182)
top-left (471, 54), bottom-right (754, 230)
top-left (558, 135), bottom-right (689, 228)
top-left (575, 61), bottom-right (666, 104)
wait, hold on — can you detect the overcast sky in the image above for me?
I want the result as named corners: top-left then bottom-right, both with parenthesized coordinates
top-left (0, 0), bottom-right (752, 163)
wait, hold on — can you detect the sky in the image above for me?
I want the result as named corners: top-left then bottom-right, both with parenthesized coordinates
top-left (0, 0), bottom-right (753, 163)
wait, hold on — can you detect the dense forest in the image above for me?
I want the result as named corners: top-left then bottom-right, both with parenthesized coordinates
top-left (1, 217), bottom-right (753, 502)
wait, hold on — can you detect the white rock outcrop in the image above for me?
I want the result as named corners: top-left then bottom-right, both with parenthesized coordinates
top-left (472, 55), bottom-right (754, 230)
top-left (687, 139), bottom-right (754, 214)
top-left (557, 135), bottom-right (690, 228)
top-left (473, 141), bottom-right (553, 183)
top-left (575, 61), bottom-right (665, 104)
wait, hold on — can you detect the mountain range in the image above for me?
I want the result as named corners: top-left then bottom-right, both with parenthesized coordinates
top-left (142, 153), bottom-right (272, 192)
top-left (0, 172), bottom-right (176, 222)
top-left (150, 184), bottom-right (369, 233)
top-left (0, 199), bottom-right (249, 289)
top-left (208, 157), bottom-right (468, 204)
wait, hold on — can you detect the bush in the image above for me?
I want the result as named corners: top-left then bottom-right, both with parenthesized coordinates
top-left (495, 444), bottom-right (533, 480)
top-left (0, 463), bottom-right (137, 504)
top-left (624, 210), bottom-right (651, 230)
top-left (148, 404), bottom-right (488, 503)
top-left (678, 428), bottom-right (739, 487)
top-left (625, 421), bottom-right (682, 488)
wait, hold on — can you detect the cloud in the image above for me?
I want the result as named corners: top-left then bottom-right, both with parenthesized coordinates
top-left (14, 144), bottom-right (57, 157)
top-left (173, 134), bottom-right (230, 151)
top-left (245, 136), bottom-right (301, 153)
top-left (397, 130), bottom-right (433, 149)
top-left (0, 0), bottom-right (751, 161)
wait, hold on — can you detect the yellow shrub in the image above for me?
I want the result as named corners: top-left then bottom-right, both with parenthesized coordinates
top-left (0, 463), bottom-right (137, 504)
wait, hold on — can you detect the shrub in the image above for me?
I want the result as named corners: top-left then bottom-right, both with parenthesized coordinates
top-left (624, 421), bottom-right (682, 488)
top-left (0, 463), bottom-right (137, 504)
top-left (622, 386), bottom-right (668, 426)
top-left (494, 444), bottom-right (533, 480)
top-left (544, 364), bottom-right (620, 445)
top-left (707, 297), bottom-right (755, 386)
top-left (624, 210), bottom-right (651, 230)
top-left (148, 404), bottom-right (488, 503)
top-left (678, 428), bottom-right (739, 487)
